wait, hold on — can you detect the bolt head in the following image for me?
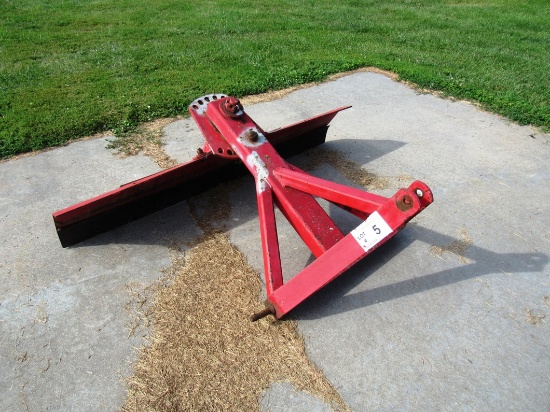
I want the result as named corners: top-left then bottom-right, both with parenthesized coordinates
top-left (245, 129), bottom-right (259, 142)
top-left (220, 97), bottom-right (244, 118)
top-left (224, 97), bottom-right (241, 113)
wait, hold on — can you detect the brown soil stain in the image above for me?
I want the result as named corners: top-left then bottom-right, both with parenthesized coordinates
top-left (108, 118), bottom-right (179, 170)
top-left (119, 73), bottom-right (425, 411)
top-left (430, 228), bottom-right (473, 263)
top-left (123, 187), bottom-right (350, 411)
top-left (525, 309), bottom-right (546, 325)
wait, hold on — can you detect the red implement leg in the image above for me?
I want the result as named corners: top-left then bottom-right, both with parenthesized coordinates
top-left (257, 187), bottom-right (283, 295)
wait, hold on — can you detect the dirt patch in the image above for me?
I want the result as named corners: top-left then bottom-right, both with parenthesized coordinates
top-left (299, 146), bottom-right (412, 191)
top-left (525, 309), bottom-right (546, 325)
top-left (123, 187), bottom-right (350, 411)
top-left (328, 67), bottom-right (399, 82)
top-left (430, 227), bottom-right (473, 263)
top-left (113, 77), bottom-right (425, 411)
top-left (108, 118), bottom-right (179, 170)
top-left (120, 101), bottom-right (414, 412)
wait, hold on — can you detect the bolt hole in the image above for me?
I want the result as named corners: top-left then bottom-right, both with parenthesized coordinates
top-left (415, 188), bottom-right (424, 198)
top-left (212, 95), bottom-right (218, 100)
top-left (227, 149), bottom-right (233, 156)
top-left (205, 96), bottom-right (210, 102)
top-left (198, 99), bottom-right (203, 105)
top-left (218, 148), bottom-right (223, 154)
top-left (192, 104), bottom-right (199, 110)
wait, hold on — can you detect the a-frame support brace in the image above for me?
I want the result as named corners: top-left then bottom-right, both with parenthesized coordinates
top-left (188, 95), bottom-right (433, 320)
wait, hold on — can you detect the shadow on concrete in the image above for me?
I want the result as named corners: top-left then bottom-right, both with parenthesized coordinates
top-left (293, 223), bottom-right (549, 320)
top-left (72, 201), bottom-right (199, 250)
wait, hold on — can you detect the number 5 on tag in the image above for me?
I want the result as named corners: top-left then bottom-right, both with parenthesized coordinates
top-left (351, 212), bottom-right (393, 252)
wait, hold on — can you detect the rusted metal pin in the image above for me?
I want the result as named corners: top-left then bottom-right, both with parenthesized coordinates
top-left (221, 97), bottom-right (243, 119)
top-left (250, 307), bottom-right (275, 322)
top-left (245, 129), bottom-right (259, 143)
top-left (396, 194), bottom-right (414, 212)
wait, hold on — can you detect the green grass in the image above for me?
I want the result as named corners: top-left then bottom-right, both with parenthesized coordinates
top-left (1, 0), bottom-right (548, 158)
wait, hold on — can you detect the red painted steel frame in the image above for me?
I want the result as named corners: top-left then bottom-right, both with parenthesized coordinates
top-left (53, 93), bottom-right (433, 320)
top-left (188, 95), bottom-right (433, 319)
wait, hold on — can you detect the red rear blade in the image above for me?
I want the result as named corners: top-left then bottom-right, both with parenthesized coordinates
top-left (53, 107), bottom-right (349, 247)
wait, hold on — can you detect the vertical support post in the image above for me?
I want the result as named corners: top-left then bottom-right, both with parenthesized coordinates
top-left (257, 187), bottom-right (283, 295)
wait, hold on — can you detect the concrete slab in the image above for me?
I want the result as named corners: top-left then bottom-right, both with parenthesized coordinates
top-left (0, 139), bottom-right (202, 411)
top-left (1, 72), bottom-right (549, 411)
top-left (260, 382), bottom-right (332, 412)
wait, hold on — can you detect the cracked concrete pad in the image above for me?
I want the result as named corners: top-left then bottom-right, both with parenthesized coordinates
top-left (1, 71), bottom-right (549, 411)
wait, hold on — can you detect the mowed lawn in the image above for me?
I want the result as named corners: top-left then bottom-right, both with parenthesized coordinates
top-left (1, 0), bottom-right (548, 158)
